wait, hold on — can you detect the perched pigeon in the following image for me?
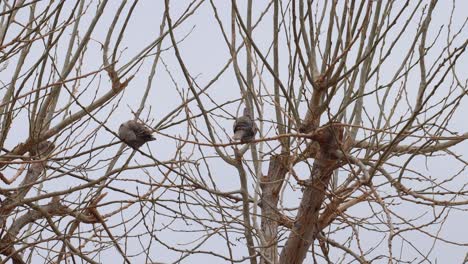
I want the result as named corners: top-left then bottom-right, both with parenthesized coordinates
top-left (233, 107), bottom-right (257, 143)
top-left (119, 120), bottom-right (155, 149)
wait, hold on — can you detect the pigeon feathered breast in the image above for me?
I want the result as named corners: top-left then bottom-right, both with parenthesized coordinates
top-left (119, 120), bottom-right (155, 149)
top-left (233, 108), bottom-right (257, 143)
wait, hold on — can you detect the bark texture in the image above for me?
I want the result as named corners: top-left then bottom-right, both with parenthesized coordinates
top-left (279, 124), bottom-right (344, 263)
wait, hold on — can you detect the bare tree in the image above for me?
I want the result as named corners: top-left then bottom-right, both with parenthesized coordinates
top-left (0, 1), bottom-right (466, 263)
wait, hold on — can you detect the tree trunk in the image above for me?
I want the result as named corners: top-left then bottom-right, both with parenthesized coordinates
top-left (260, 154), bottom-right (290, 264)
top-left (279, 156), bottom-right (338, 263)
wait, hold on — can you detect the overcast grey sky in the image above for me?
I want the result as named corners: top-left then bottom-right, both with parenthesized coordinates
top-left (1, 1), bottom-right (467, 263)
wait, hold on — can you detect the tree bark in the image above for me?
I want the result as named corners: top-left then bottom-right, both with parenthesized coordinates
top-left (279, 125), bottom-right (344, 263)
top-left (279, 157), bottom-right (338, 263)
top-left (260, 154), bottom-right (290, 264)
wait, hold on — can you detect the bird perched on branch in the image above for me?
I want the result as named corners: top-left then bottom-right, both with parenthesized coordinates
top-left (119, 120), bottom-right (155, 149)
top-left (309, 123), bottom-right (345, 159)
top-left (233, 107), bottom-right (257, 143)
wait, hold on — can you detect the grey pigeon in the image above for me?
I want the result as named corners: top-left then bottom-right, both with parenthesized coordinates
top-left (233, 107), bottom-right (257, 143)
top-left (119, 120), bottom-right (155, 149)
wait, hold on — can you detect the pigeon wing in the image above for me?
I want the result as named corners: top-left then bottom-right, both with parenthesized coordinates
top-left (233, 116), bottom-right (251, 132)
top-left (233, 116), bottom-right (256, 141)
top-left (127, 120), bottom-right (155, 140)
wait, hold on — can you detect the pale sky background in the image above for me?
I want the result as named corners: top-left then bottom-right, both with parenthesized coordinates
top-left (1, 1), bottom-right (467, 263)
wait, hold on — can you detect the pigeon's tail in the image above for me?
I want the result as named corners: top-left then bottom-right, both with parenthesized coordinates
top-left (144, 134), bottom-right (156, 142)
top-left (233, 130), bottom-right (245, 141)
